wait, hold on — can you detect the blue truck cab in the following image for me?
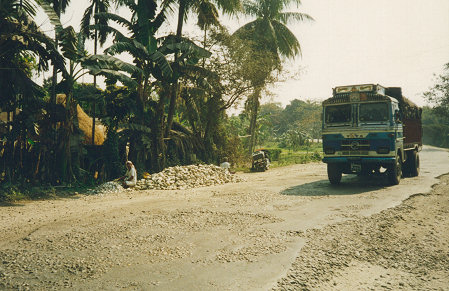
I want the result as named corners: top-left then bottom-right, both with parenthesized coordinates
top-left (322, 84), bottom-right (422, 185)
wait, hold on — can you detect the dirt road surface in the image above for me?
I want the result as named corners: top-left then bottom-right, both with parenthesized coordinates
top-left (1, 145), bottom-right (449, 290)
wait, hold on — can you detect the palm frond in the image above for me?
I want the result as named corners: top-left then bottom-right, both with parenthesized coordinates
top-left (96, 0), bottom-right (111, 45)
top-left (242, 0), bottom-right (260, 17)
top-left (271, 20), bottom-right (301, 58)
top-left (94, 12), bottom-right (132, 30)
top-left (232, 18), bottom-right (259, 39)
top-left (34, 0), bottom-right (63, 35)
top-left (195, 0), bottom-right (220, 29)
top-left (152, 4), bottom-right (170, 32)
top-left (81, 2), bottom-right (95, 36)
top-left (89, 23), bottom-right (128, 42)
top-left (2, 0), bottom-right (37, 17)
top-left (114, 0), bottom-right (137, 11)
top-left (1, 14), bottom-right (65, 72)
top-left (214, 0), bottom-right (242, 15)
top-left (276, 12), bottom-right (314, 25)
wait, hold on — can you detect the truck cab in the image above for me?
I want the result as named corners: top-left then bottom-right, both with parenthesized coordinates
top-left (322, 84), bottom-right (421, 185)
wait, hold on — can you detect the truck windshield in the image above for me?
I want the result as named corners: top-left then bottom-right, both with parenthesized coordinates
top-left (359, 102), bottom-right (389, 122)
top-left (325, 104), bottom-right (351, 124)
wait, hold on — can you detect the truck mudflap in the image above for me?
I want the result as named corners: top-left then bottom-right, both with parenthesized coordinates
top-left (322, 157), bottom-right (396, 164)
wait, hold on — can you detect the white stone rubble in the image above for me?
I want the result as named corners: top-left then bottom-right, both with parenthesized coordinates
top-left (135, 164), bottom-right (244, 190)
top-left (89, 181), bottom-right (124, 195)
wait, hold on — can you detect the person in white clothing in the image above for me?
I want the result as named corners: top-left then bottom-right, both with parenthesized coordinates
top-left (220, 157), bottom-right (234, 174)
top-left (119, 161), bottom-right (137, 188)
top-left (220, 158), bottom-right (230, 170)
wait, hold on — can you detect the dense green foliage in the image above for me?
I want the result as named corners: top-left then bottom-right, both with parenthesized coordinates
top-left (2, 0), bottom-right (314, 199)
top-left (226, 98), bottom-right (322, 171)
top-left (422, 63), bottom-right (449, 148)
top-left (4, 0), bottom-right (444, 202)
top-left (230, 99), bottom-right (321, 150)
top-left (232, 0), bottom-right (313, 153)
top-left (422, 106), bottom-right (449, 148)
top-left (424, 63), bottom-right (449, 119)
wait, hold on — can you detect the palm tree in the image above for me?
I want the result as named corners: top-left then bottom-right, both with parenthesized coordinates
top-left (81, 0), bottom-right (110, 54)
top-left (43, 0), bottom-right (71, 105)
top-left (163, 0), bottom-right (242, 137)
top-left (81, 0), bottom-right (110, 144)
top-left (233, 0), bottom-right (313, 153)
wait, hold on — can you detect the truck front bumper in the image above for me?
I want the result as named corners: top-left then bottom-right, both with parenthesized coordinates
top-left (322, 157), bottom-right (396, 164)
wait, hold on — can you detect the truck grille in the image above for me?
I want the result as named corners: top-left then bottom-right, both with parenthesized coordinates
top-left (341, 140), bottom-right (370, 155)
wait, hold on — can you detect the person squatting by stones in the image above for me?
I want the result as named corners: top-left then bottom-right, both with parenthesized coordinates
top-left (118, 161), bottom-right (137, 188)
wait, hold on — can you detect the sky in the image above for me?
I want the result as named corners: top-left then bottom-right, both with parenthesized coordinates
top-left (36, 0), bottom-right (449, 108)
top-left (265, 0), bottom-right (449, 107)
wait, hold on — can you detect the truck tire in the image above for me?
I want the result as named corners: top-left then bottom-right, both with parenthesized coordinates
top-left (327, 163), bottom-right (342, 185)
top-left (409, 151), bottom-right (420, 177)
top-left (388, 156), bottom-right (402, 185)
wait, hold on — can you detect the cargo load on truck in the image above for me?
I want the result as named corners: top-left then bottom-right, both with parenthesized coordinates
top-left (384, 87), bottom-right (422, 149)
top-left (321, 84), bottom-right (422, 185)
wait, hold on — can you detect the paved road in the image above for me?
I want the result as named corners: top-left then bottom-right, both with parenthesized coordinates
top-left (0, 145), bottom-right (448, 290)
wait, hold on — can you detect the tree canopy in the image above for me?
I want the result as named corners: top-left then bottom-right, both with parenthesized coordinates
top-left (0, 0), bottom-right (318, 195)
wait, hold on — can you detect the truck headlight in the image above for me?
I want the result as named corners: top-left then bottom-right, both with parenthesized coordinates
top-left (376, 147), bottom-right (390, 154)
top-left (324, 147), bottom-right (335, 154)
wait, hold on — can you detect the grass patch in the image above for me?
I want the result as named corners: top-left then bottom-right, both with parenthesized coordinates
top-left (234, 143), bottom-right (323, 172)
top-left (271, 150), bottom-right (322, 168)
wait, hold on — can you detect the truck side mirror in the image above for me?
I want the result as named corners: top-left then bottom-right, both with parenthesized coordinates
top-left (394, 110), bottom-right (402, 124)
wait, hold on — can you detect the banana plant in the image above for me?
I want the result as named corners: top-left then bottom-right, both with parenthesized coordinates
top-left (81, 0), bottom-right (211, 172)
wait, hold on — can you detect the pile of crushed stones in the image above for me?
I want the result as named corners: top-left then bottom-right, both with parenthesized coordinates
top-left (90, 164), bottom-right (244, 194)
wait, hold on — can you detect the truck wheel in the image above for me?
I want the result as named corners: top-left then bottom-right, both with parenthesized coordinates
top-left (409, 151), bottom-right (420, 177)
top-left (388, 156), bottom-right (402, 185)
top-left (327, 163), bottom-right (342, 185)
top-left (402, 155), bottom-right (410, 177)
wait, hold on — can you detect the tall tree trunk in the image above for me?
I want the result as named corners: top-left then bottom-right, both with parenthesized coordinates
top-left (248, 87), bottom-right (261, 154)
top-left (60, 92), bottom-right (79, 183)
top-left (202, 97), bottom-right (221, 163)
top-left (152, 89), bottom-right (167, 172)
top-left (60, 60), bottom-right (79, 183)
top-left (202, 26), bottom-right (207, 68)
top-left (51, 60), bottom-right (57, 106)
top-left (165, 1), bottom-right (186, 137)
top-left (92, 19), bottom-right (98, 145)
top-left (51, 4), bottom-right (62, 106)
top-left (51, 3), bottom-right (62, 183)
top-left (165, 81), bottom-right (179, 140)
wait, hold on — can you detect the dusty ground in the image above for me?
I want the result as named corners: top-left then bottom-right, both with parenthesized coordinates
top-left (0, 145), bottom-right (448, 290)
top-left (276, 175), bottom-right (449, 290)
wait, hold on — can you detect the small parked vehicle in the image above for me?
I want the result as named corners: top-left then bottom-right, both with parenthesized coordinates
top-left (251, 149), bottom-right (271, 172)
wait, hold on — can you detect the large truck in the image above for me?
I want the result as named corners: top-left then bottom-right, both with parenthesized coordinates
top-left (321, 84), bottom-right (422, 185)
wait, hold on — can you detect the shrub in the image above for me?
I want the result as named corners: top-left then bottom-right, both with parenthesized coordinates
top-left (266, 148), bottom-right (282, 161)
